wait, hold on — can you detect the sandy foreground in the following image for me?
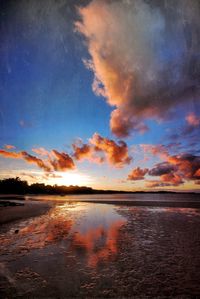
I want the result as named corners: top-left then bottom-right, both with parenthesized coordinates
top-left (0, 199), bottom-right (52, 225)
top-left (0, 197), bottom-right (200, 298)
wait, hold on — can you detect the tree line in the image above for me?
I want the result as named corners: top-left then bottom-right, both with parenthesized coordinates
top-left (0, 177), bottom-right (127, 195)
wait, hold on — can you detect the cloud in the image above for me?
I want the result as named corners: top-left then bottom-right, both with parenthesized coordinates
top-left (76, 0), bottom-right (200, 137)
top-left (32, 147), bottom-right (49, 156)
top-left (128, 167), bottom-right (148, 181)
top-left (72, 133), bottom-right (132, 167)
top-left (140, 144), bottom-right (169, 160)
top-left (146, 180), bottom-right (170, 188)
top-left (160, 173), bottom-right (184, 186)
top-left (21, 151), bottom-right (52, 172)
top-left (0, 150), bottom-right (22, 159)
top-left (186, 112), bottom-right (200, 127)
top-left (146, 151), bottom-right (200, 187)
top-left (89, 133), bottom-right (132, 167)
top-left (138, 142), bottom-right (200, 187)
top-left (167, 153), bottom-right (200, 181)
top-left (4, 144), bottom-right (16, 150)
top-left (72, 143), bottom-right (93, 161)
top-left (166, 112), bottom-right (200, 152)
top-left (44, 173), bottom-right (63, 179)
top-left (50, 150), bottom-right (75, 171)
top-left (0, 148), bottom-right (75, 172)
top-left (149, 162), bottom-right (176, 176)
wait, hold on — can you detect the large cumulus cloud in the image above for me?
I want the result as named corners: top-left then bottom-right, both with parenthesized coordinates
top-left (76, 0), bottom-right (200, 137)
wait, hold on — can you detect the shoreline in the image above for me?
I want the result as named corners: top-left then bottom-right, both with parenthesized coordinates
top-left (0, 199), bottom-right (52, 225)
top-left (79, 199), bottom-right (200, 208)
top-left (0, 193), bottom-right (200, 226)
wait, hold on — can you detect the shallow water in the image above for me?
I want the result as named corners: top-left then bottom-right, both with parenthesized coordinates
top-left (0, 196), bottom-right (200, 298)
top-left (26, 192), bottom-right (200, 202)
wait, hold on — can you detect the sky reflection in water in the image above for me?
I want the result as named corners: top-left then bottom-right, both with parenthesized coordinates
top-left (0, 202), bottom-right (126, 268)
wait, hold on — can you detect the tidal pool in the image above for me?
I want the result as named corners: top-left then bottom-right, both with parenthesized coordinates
top-left (0, 199), bottom-right (200, 298)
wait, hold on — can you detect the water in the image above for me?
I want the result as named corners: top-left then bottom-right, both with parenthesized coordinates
top-left (0, 194), bottom-right (200, 297)
top-left (26, 192), bottom-right (200, 202)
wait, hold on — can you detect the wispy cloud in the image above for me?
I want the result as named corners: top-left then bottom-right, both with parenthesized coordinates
top-left (4, 144), bottom-right (16, 150)
top-left (0, 147), bottom-right (75, 172)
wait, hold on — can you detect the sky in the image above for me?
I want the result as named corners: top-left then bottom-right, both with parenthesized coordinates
top-left (0, 0), bottom-right (200, 191)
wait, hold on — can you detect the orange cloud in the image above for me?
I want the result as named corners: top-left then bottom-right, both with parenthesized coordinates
top-left (194, 169), bottom-right (200, 177)
top-left (0, 148), bottom-right (75, 172)
top-left (21, 151), bottom-right (51, 172)
top-left (4, 144), bottom-right (16, 150)
top-left (167, 154), bottom-right (200, 181)
top-left (160, 173), bottom-right (183, 186)
top-left (128, 167), bottom-right (148, 181)
top-left (0, 150), bottom-right (22, 159)
top-left (186, 113), bottom-right (200, 127)
top-left (89, 133), bottom-right (132, 167)
top-left (72, 143), bottom-right (93, 161)
top-left (72, 133), bottom-right (132, 167)
top-left (50, 150), bottom-right (75, 171)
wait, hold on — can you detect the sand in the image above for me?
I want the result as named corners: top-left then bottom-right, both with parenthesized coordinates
top-left (0, 199), bottom-right (52, 225)
top-left (0, 196), bottom-right (200, 298)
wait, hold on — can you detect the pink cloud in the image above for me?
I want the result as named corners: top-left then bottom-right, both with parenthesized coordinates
top-left (185, 113), bottom-right (200, 127)
top-left (160, 173), bottom-right (183, 186)
top-left (147, 152), bottom-right (200, 187)
top-left (76, 0), bottom-right (200, 137)
top-left (4, 144), bottom-right (16, 150)
top-left (32, 147), bottom-right (49, 156)
top-left (128, 167), bottom-right (148, 181)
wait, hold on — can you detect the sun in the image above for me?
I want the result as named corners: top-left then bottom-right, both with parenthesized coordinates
top-left (48, 171), bottom-right (93, 187)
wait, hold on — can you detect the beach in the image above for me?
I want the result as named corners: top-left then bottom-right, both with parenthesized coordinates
top-left (0, 194), bottom-right (200, 298)
top-left (0, 198), bottom-right (53, 225)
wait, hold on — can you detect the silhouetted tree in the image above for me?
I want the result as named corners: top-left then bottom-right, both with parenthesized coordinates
top-left (0, 177), bottom-right (29, 194)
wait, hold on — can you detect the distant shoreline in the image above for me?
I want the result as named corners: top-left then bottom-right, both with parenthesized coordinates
top-left (0, 190), bottom-right (200, 198)
top-left (0, 178), bottom-right (199, 197)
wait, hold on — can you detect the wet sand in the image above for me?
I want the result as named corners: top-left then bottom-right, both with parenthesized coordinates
top-left (0, 196), bottom-right (200, 298)
top-left (0, 199), bottom-right (52, 225)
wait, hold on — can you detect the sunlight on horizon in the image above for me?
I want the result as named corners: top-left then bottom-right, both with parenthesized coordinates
top-left (48, 171), bottom-right (94, 187)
